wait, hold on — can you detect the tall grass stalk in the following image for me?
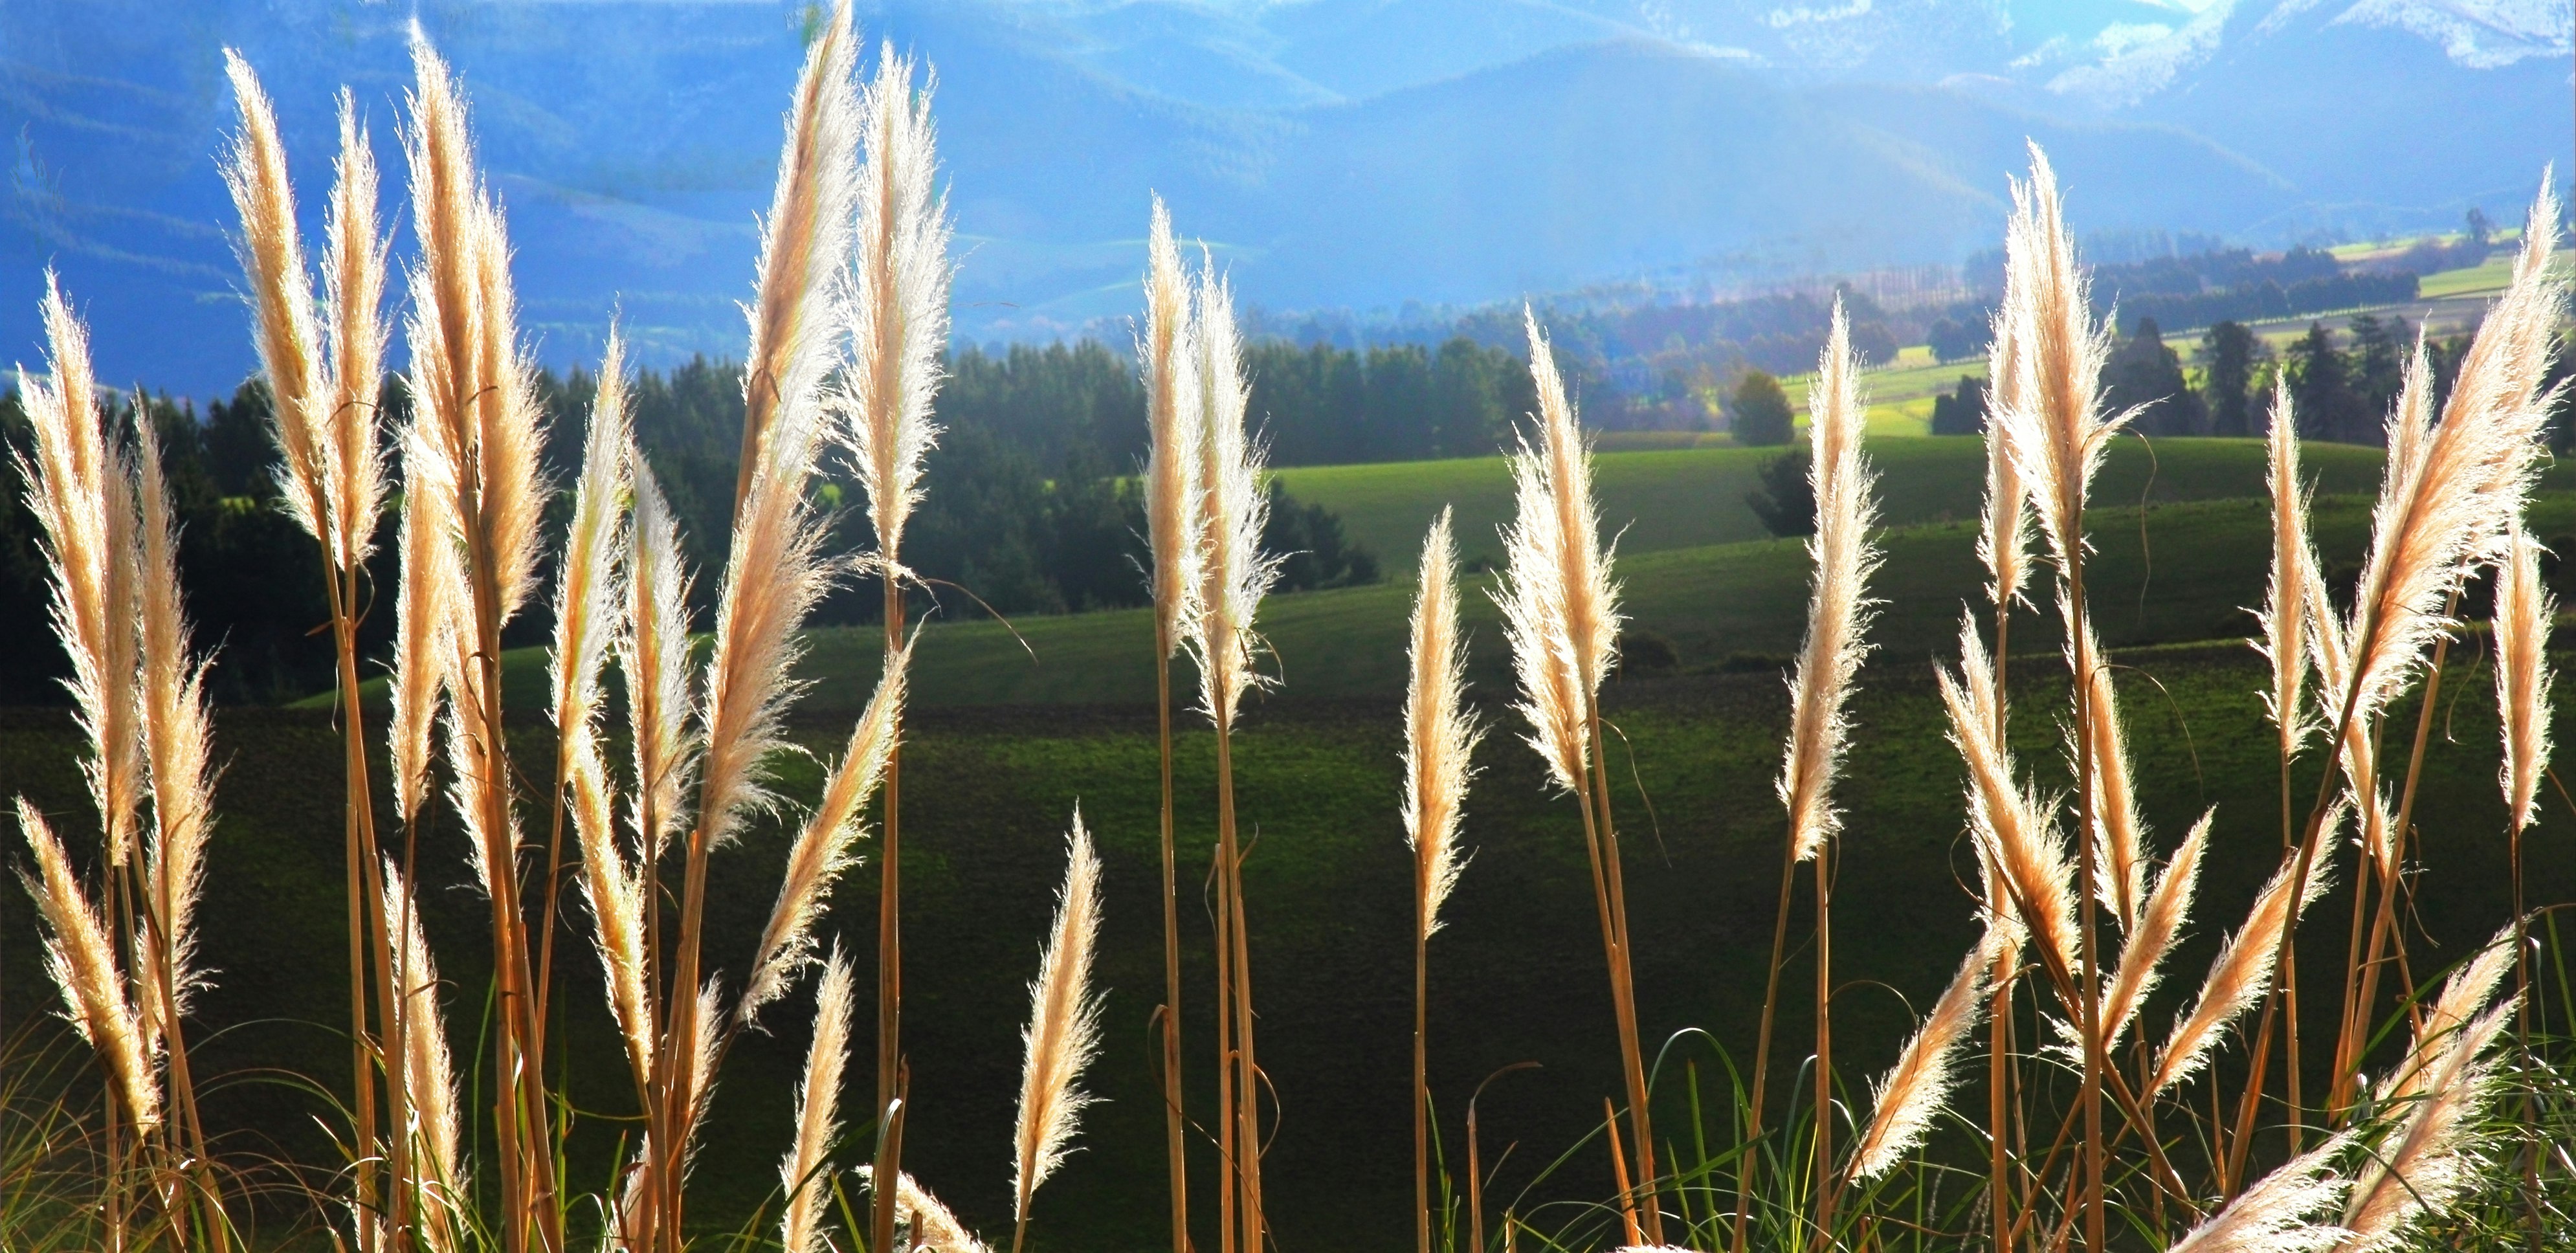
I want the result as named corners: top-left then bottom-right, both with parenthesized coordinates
top-left (1496, 308), bottom-right (1658, 1244)
top-left (841, 37), bottom-right (951, 1252)
top-left (1140, 194), bottom-right (1203, 1253)
top-left (219, 51), bottom-right (394, 1248)
top-left (1188, 257), bottom-right (1280, 1253)
top-left (1405, 509), bottom-right (1481, 1253)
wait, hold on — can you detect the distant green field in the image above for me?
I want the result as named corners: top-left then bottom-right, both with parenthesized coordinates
top-left (1278, 436), bottom-right (2388, 575)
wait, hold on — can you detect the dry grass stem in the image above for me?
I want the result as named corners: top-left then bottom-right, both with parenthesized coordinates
top-left (779, 950), bottom-right (856, 1253)
top-left (1779, 300), bottom-right (1882, 865)
top-left (1012, 813), bottom-right (1105, 1232)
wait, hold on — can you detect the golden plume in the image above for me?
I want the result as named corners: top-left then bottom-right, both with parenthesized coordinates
top-left (844, 41), bottom-right (953, 568)
top-left (2152, 810), bottom-right (2342, 1096)
top-left (218, 52), bottom-right (335, 553)
top-left (133, 415), bottom-right (217, 1019)
top-left (740, 0), bottom-right (858, 505)
top-left (742, 643), bottom-right (911, 1023)
top-left (779, 949), bottom-right (858, 1253)
top-left (1144, 196), bottom-right (1205, 654)
top-left (1993, 144), bottom-right (2122, 581)
top-left (1405, 509), bottom-right (1482, 932)
top-left (19, 800), bottom-right (159, 1129)
top-left (1495, 311), bottom-right (1617, 792)
top-left (1012, 812), bottom-right (1107, 1240)
top-left (1189, 260), bottom-right (1278, 724)
top-left (623, 454), bottom-right (699, 859)
top-left (2257, 379), bottom-right (2316, 757)
top-left (14, 276), bottom-right (144, 866)
top-left (1779, 299), bottom-right (1882, 864)
top-left (2494, 526), bottom-right (2553, 834)
top-left (1848, 922), bottom-right (2006, 1181)
top-left (322, 89), bottom-right (389, 568)
top-left (382, 861), bottom-right (466, 1253)
top-left (1938, 617), bottom-right (2080, 979)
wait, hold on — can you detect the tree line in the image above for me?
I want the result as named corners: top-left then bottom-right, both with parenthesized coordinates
top-left (0, 337), bottom-right (1468, 705)
top-left (1926, 315), bottom-right (2576, 446)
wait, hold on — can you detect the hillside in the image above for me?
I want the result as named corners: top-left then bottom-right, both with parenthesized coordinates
top-left (301, 438), bottom-right (2576, 717)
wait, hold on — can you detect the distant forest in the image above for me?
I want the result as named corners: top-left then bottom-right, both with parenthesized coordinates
top-left (0, 337), bottom-right (1524, 704)
top-left (1922, 313), bottom-right (2576, 449)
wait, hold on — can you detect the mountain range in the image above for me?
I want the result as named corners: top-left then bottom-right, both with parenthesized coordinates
top-left (2, 0), bottom-right (2566, 397)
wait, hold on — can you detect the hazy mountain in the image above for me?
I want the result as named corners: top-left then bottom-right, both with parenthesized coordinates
top-left (0, 0), bottom-right (2562, 397)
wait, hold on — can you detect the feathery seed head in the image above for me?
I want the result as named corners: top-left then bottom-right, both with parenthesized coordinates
top-left (569, 733), bottom-right (652, 1085)
top-left (2094, 810), bottom-right (2210, 1055)
top-left (1979, 264), bottom-right (2034, 612)
top-left (1189, 260), bottom-right (1279, 726)
top-left (2153, 810), bottom-right (2340, 1095)
top-left (1850, 922), bottom-right (2003, 1181)
top-left (381, 861), bottom-right (466, 1243)
top-left (743, 641), bottom-right (909, 1023)
top-left (220, 51), bottom-right (336, 551)
top-left (133, 416), bottom-right (217, 1018)
top-left (1405, 509), bottom-right (1482, 935)
top-left (1144, 196), bottom-right (1206, 654)
top-left (388, 437), bottom-right (458, 828)
top-left (624, 455), bottom-right (700, 858)
top-left (1779, 300), bottom-right (1882, 863)
top-left (19, 799), bottom-right (160, 1129)
top-left (746, 0), bottom-right (859, 483)
top-left (2165, 1133), bottom-right (2355, 1253)
top-left (1995, 144), bottom-right (2122, 579)
top-left (1940, 618), bottom-right (2081, 980)
top-left (843, 42), bottom-right (951, 564)
top-left (15, 277), bottom-right (144, 866)
top-left (1013, 810), bottom-right (1107, 1218)
top-left (2494, 526), bottom-right (2553, 833)
top-left (549, 329), bottom-right (634, 748)
top-left (324, 88), bottom-right (390, 569)
top-left (2258, 379), bottom-right (2317, 755)
top-left (779, 948), bottom-right (857, 1253)
top-left (1495, 310), bottom-right (1619, 792)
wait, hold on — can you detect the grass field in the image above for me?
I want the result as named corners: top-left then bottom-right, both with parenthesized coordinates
top-left (24, 649), bottom-right (2566, 1250)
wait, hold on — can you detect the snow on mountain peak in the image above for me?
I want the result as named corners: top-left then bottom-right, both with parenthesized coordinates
top-left (2333, 0), bottom-right (2571, 69)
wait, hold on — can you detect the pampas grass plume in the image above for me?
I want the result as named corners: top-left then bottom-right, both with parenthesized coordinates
top-left (1144, 196), bottom-right (1204, 654)
top-left (17, 799), bottom-right (160, 1130)
top-left (742, 643), bottom-right (910, 1023)
top-left (1778, 299), bottom-right (1880, 864)
top-left (1013, 811), bottom-right (1106, 1231)
top-left (1849, 924), bottom-right (2001, 1181)
top-left (779, 949), bottom-right (856, 1253)
top-left (2495, 526), bottom-right (2553, 832)
top-left (1405, 508), bottom-right (1480, 930)
top-left (845, 41), bottom-right (951, 566)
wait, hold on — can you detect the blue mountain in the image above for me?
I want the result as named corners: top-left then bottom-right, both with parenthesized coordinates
top-left (1, 0), bottom-right (2563, 398)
